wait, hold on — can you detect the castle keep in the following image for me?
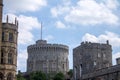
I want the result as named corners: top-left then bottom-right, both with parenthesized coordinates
top-left (27, 40), bottom-right (69, 75)
top-left (0, 0), bottom-right (18, 80)
top-left (73, 41), bottom-right (120, 80)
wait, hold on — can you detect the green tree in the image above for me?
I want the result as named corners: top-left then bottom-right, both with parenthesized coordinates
top-left (30, 71), bottom-right (46, 80)
top-left (67, 69), bottom-right (73, 78)
top-left (17, 72), bottom-right (26, 80)
top-left (53, 72), bottom-right (65, 80)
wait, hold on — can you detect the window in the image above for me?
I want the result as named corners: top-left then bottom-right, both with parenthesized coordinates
top-left (94, 61), bottom-right (96, 66)
top-left (103, 53), bottom-right (106, 57)
top-left (63, 64), bottom-right (64, 69)
top-left (106, 63), bottom-right (109, 67)
top-left (1, 50), bottom-right (4, 64)
top-left (8, 53), bottom-right (13, 64)
top-left (80, 64), bottom-right (82, 77)
top-left (98, 53), bottom-right (101, 58)
top-left (9, 33), bottom-right (14, 42)
top-left (7, 73), bottom-right (13, 80)
top-left (2, 32), bottom-right (4, 41)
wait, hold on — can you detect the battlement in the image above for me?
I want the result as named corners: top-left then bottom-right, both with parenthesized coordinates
top-left (81, 40), bottom-right (110, 45)
top-left (28, 42), bottom-right (69, 50)
top-left (80, 40), bottom-right (111, 49)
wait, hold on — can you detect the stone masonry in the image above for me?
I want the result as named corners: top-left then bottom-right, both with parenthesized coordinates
top-left (73, 41), bottom-right (114, 80)
top-left (27, 40), bottom-right (69, 76)
top-left (0, 0), bottom-right (18, 79)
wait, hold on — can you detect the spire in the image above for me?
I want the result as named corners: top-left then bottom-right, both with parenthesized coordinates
top-left (41, 22), bottom-right (43, 40)
top-left (17, 20), bottom-right (19, 27)
top-left (6, 15), bottom-right (8, 23)
top-left (15, 17), bottom-right (17, 25)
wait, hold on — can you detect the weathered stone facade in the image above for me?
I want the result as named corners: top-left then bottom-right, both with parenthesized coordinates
top-left (27, 40), bottom-right (69, 75)
top-left (0, 0), bottom-right (18, 79)
top-left (73, 41), bottom-right (116, 80)
top-left (82, 64), bottom-right (120, 80)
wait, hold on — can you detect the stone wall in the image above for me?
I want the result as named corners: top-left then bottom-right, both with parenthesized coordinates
top-left (82, 64), bottom-right (120, 80)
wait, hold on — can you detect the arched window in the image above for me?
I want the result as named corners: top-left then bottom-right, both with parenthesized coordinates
top-left (0, 72), bottom-right (3, 80)
top-left (7, 73), bottom-right (13, 80)
top-left (8, 53), bottom-right (13, 64)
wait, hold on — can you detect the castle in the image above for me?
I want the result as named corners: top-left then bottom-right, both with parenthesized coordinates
top-left (27, 39), bottom-right (69, 77)
top-left (1, 0), bottom-right (120, 80)
top-left (73, 41), bottom-right (120, 80)
top-left (0, 0), bottom-right (18, 80)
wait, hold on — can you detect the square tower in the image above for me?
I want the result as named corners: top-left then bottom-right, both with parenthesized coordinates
top-left (73, 41), bottom-right (112, 80)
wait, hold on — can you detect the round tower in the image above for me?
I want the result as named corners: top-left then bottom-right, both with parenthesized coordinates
top-left (27, 40), bottom-right (69, 77)
top-left (0, 16), bottom-right (18, 80)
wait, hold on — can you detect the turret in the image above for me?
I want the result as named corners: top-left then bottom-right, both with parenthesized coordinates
top-left (0, 16), bottom-right (18, 80)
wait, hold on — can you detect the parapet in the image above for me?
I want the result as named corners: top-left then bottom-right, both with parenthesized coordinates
top-left (2, 23), bottom-right (18, 31)
top-left (28, 40), bottom-right (69, 50)
top-left (2, 15), bottom-right (18, 30)
top-left (80, 40), bottom-right (111, 48)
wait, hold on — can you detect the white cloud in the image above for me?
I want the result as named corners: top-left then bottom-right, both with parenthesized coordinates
top-left (4, 0), bottom-right (47, 13)
top-left (17, 50), bottom-right (28, 72)
top-left (82, 33), bottom-right (99, 42)
top-left (105, 0), bottom-right (119, 9)
top-left (51, 2), bottom-right (71, 17)
top-left (65, 0), bottom-right (119, 25)
top-left (3, 13), bottom-right (41, 45)
top-left (55, 21), bottom-right (67, 29)
top-left (51, 0), bottom-right (119, 25)
top-left (82, 31), bottom-right (120, 47)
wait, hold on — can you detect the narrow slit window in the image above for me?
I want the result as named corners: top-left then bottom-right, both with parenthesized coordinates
top-left (9, 33), bottom-right (14, 42)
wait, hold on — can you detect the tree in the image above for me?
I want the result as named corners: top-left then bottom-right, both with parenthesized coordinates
top-left (53, 72), bottom-right (65, 80)
top-left (67, 69), bottom-right (73, 78)
top-left (30, 71), bottom-right (46, 80)
top-left (17, 71), bottom-right (26, 80)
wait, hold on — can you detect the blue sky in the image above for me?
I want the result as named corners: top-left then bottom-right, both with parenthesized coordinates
top-left (3, 0), bottom-right (120, 72)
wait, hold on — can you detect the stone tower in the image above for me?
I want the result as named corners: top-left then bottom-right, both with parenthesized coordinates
top-left (0, 0), bottom-right (18, 79)
top-left (27, 40), bottom-right (69, 77)
top-left (73, 41), bottom-right (112, 80)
